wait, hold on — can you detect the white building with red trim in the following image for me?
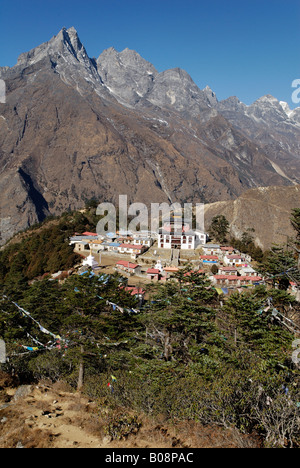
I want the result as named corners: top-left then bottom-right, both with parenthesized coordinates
top-left (157, 215), bottom-right (206, 250)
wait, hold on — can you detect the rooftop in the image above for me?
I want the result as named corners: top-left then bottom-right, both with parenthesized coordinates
top-left (119, 243), bottom-right (144, 250)
top-left (203, 244), bottom-right (220, 248)
top-left (82, 232), bottom-right (98, 237)
top-left (116, 261), bottom-right (139, 269)
top-left (220, 266), bottom-right (238, 271)
top-left (147, 268), bottom-right (160, 275)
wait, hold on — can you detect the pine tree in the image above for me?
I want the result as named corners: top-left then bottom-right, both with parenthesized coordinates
top-left (208, 215), bottom-right (229, 243)
top-left (258, 245), bottom-right (297, 289)
top-left (140, 269), bottom-right (218, 362)
top-left (221, 291), bottom-right (293, 366)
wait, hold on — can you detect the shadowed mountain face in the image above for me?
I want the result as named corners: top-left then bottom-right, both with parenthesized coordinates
top-left (0, 27), bottom-right (299, 245)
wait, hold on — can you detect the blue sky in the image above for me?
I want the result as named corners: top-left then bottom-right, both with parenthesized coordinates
top-left (0, 0), bottom-right (299, 108)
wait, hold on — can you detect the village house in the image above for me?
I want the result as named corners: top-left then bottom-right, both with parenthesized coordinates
top-left (202, 244), bottom-right (222, 256)
top-left (124, 286), bottom-right (145, 302)
top-left (158, 231), bottom-right (196, 250)
top-left (116, 260), bottom-right (141, 275)
top-left (70, 232), bottom-right (107, 253)
top-left (117, 243), bottom-right (147, 256)
top-left (132, 231), bottom-right (154, 248)
top-left (200, 255), bottom-right (219, 264)
top-left (117, 236), bottom-right (134, 245)
top-left (239, 266), bottom-right (259, 277)
top-left (82, 232), bottom-right (98, 237)
top-left (71, 240), bottom-right (91, 252)
top-left (89, 240), bottom-right (104, 253)
top-left (70, 235), bottom-right (97, 247)
top-left (223, 254), bottom-right (245, 267)
top-left (147, 268), bottom-right (161, 281)
top-left (158, 213), bottom-right (206, 250)
top-left (96, 242), bottom-right (111, 251)
top-left (212, 274), bottom-right (263, 287)
top-left (107, 242), bottom-right (121, 253)
top-left (116, 231), bottom-right (153, 248)
top-left (195, 231), bottom-right (207, 245)
top-left (212, 275), bottom-right (240, 287)
top-left (238, 276), bottom-right (263, 286)
top-left (163, 266), bottom-right (179, 279)
top-left (218, 266), bottom-right (238, 276)
top-left (220, 246), bottom-right (235, 254)
top-left (132, 236), bottom-right (153, 248)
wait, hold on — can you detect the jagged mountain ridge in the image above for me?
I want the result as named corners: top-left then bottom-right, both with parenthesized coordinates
top-left (0, 27), bottom-right (299, 245)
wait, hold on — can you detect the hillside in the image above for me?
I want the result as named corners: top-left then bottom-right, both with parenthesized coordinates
top-left (0, 377), bottom-right (260, 449)
top-left (0, 259), bottom-right (299, 449)
top-left (204, 185), bottom-right (300, 250)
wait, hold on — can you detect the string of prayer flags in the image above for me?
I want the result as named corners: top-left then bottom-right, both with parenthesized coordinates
top-left (97, 295), bottom-right (139, 314)
top-left (3, 297), bottom-right (66, 350)
top-left (9, 300), bottom-right (63, 342)
top-left (26, 332), bottom-right (45, 347)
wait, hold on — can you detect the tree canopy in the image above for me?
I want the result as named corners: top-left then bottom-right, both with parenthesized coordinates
top-left (208, 215), bottom-right (230, 243)
top-left (0, 209), bottom-right (299, 447)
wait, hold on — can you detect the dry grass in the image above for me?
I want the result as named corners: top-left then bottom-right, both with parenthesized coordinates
top-left (0, 375), bottom-right (262, 448)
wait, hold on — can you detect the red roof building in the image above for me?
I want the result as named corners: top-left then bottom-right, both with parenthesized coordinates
top-left (82, 232), bottom-right (98, 237)
top-left (147, 268), bottom-right (161, 281)
top-left (116, 260), bottom-right (139, 269)
top-left (118, 243), bottom-right (145, 251)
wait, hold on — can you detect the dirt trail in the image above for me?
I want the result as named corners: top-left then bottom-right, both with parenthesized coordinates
top-left (0, 382), bottom-right (104, 448)
top-left (0, 379), bottom-right (261, 449)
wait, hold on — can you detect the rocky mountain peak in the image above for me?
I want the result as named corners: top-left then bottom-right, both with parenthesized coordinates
top-left (291, 107), bottom-right (300, 124)
top-left (96, 47), bottom-right (158, 106)
top-left (216, 96), bottom-right (247, 114)
top-left (64, 26), bottom-right (81, 48)
top-left (248, 94), bottom-right (295, 126)
top-left (16, 27), bottom-right (104, 96)
top-left (16, 27), bottom-right (80, 67)
top-left (279, 101), bottom-right (300, 125)
top-left (15, 27), bottom-right (101, 85)
top-left (255, 94), bottom-right (279, 104)
top-left (203, 85), bottom-right (218, 107)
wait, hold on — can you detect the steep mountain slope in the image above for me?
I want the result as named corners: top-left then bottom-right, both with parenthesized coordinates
top-left (215, 96), bottom-right (300, 181)
top-left (0, 27), bottom-right (299, 245)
